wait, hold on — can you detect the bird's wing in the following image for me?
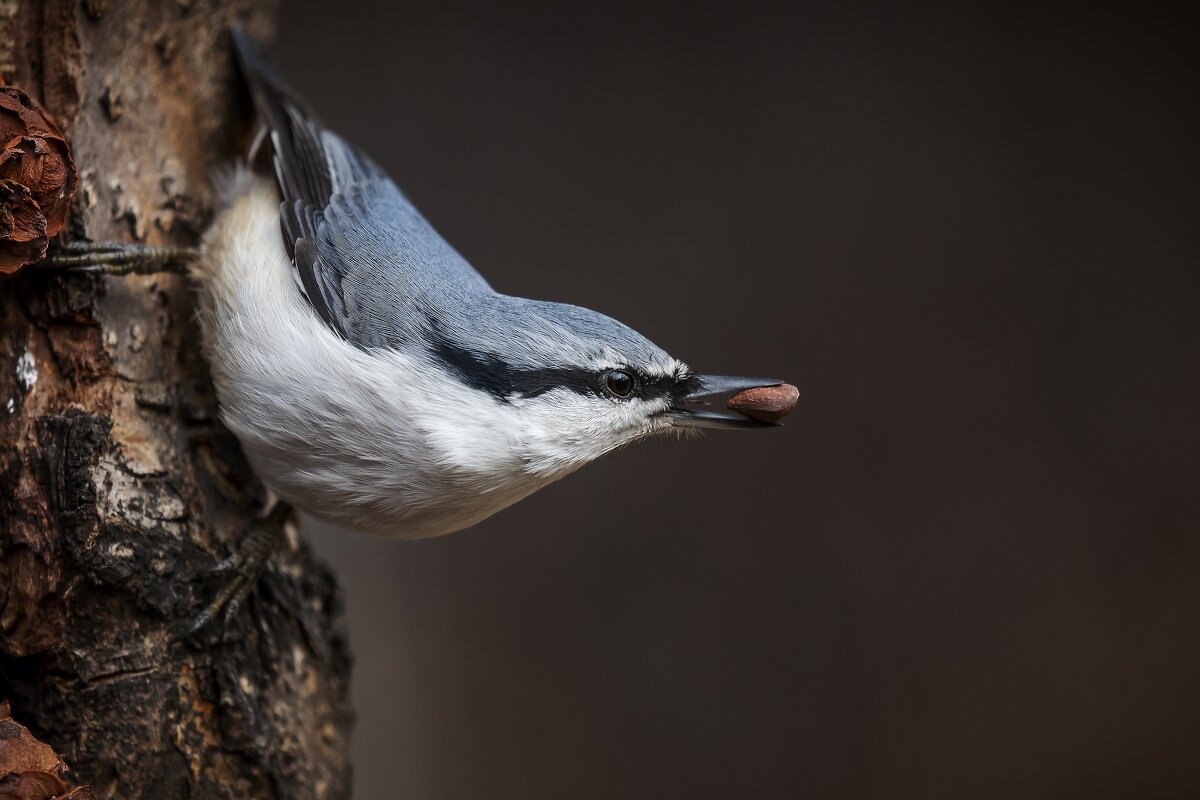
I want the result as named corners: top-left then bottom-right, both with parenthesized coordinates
top-left (230, 27), bottom-right (492, 350)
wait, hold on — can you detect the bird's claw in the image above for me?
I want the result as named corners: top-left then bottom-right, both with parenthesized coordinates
top-left (38, 240), bottom-right (198, 275)
top-left (173, 503), bottom-right (292, 643)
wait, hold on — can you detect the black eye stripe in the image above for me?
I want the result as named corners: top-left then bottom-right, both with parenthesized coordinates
top-left (427, 328), bottom-right (691, 402)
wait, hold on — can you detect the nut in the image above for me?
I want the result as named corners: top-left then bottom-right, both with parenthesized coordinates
top-left (0, 86), bottom-right (79, 277)
top-left (727, 383), bottom-right (799, 423)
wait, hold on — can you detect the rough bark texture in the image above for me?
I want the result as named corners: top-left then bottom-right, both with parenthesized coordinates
top-left (0, 3), bottom-right (352, 799)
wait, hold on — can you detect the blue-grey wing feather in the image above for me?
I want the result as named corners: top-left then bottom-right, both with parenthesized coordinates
top-left (231, 27), bottom-right (491, 350)
top-left (308, 170), bottom-right (492, 348)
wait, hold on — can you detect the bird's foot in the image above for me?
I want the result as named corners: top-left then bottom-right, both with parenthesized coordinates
top-left (39, 240), bottom-right (197, 275)
top-left (174, 502), bottom-right (293, 642)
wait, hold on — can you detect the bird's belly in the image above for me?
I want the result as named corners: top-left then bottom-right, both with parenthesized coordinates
top-left (232, 401), bottom-right (554, 539)
top-left (260, 455), bottom-right (551, 539)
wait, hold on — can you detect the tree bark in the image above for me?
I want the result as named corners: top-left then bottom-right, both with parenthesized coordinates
top-left (0, 3), bottom-right (352, 798)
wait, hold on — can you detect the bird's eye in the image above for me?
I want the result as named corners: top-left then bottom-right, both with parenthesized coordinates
top-left (603, 369), bottom-right (636, 398)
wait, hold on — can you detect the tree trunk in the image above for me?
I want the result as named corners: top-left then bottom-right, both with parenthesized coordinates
top-left (0, 3), bottom-right (352, 798)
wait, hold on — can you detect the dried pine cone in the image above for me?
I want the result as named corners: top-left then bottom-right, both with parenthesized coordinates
top-left (0, 703), bottom-right (96, 800)
top-left (0, 86), bottom-right (78, 277)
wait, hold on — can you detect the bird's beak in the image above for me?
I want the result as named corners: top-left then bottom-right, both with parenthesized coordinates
top-left (665, 374), bottom-right (784, 429)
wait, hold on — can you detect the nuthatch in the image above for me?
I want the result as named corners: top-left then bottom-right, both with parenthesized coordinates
top-left (191, 27), bottom-right (791, 543)
top-left (46, 28), bottom-right (793, 629)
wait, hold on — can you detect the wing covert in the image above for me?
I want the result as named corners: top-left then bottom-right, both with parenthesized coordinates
top-left (230, 26), bottom-right (491, 349)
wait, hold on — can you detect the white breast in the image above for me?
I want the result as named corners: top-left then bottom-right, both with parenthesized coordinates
top-left (194, 174), bottom-right (562, 537)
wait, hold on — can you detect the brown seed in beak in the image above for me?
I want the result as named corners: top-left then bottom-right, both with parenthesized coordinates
top-left (727, 383), bottom-right (799, 423)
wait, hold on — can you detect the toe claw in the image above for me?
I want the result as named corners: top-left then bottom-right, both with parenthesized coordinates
top-left (172, 609), bottom-right (216, 643)
top-left (210, 553), bottom-right (241, 576)
top-left (172, 503), bottom-right (292, 643)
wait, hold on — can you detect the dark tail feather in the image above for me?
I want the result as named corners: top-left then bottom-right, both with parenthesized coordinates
top-left (229, 25), bottom-right (333, 216)
top-left (230, 26), bottom-right (299, 135)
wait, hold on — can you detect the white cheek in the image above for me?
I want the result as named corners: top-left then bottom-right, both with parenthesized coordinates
top-left (390, 362), bottom-right (524, 476)
top-left (514, 391), bottom-right (671, 477)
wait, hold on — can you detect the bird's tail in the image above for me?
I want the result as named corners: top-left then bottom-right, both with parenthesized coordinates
top-left (228, 25), bottom-right (334, 205)
top-left (229, 25), bottom-right (314, 136)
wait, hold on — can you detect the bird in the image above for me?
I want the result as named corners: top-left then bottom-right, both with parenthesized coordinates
top-left (185, 26), bottom-right (791, 548)
top-left (38, 26), bottom-right (795, 630)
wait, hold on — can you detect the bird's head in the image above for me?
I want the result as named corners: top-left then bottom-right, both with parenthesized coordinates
top-left (425, 298), bottom-right (782, 478)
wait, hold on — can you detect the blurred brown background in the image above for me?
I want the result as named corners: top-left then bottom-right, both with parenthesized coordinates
top-left (277, 3), bottom-right (1199, 798)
